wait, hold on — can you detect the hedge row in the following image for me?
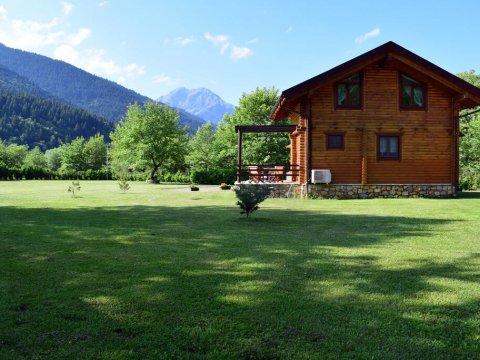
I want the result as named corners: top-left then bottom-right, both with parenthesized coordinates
top-left (0, 166), bottom-right (110, 180)
top-left (0, 166), bottom-right (237, 184)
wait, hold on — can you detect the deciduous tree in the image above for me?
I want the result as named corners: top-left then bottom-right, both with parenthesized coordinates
top-left (186, 121), bottom-right (216, 171)
top-left (457, 70), bottom-right (480, 188)
top-left (110, 102), bottom-right (188, 182)
top-left (213, 87), bottom-right (290, 168)
top-left (23, 146), bottom-right (48, 169)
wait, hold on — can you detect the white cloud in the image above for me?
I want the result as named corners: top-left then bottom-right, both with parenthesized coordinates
top-left (204, 32), bottom-right (252, 61)
top-left (152, 74), bottom-right (170, 84)
top-left (0, 6), bottom-right (7, 21)
top-left (152, 74), bottom-right (176, 86)
top-left (62, 2), bottom-right (74, 16)
top-left (0, 5), bottom-right (87, 51)
top-left (246, 38), bottom-right (259, 45)
top-left (204, 32), bottom-right (230, 54)
top-left (54, 45), bottom-right (145, 83)
top-left (354, 27), bottom-right (380, 44)
top-left (97, 1), bottom-right (110, 8)
top-left (175, 36), bottom-right (195, 47)
top-left (231, 46), bottom-right (252, 61)
top-left (0, 4), bottom-right (146, 86)
top-left (53, 44), bottom-right (79, 63)
top-left (66, 28), bottom-right (92, 46)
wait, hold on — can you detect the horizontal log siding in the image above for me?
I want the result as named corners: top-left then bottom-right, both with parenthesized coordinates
top-left (308, 64), bottom-right (453, 184)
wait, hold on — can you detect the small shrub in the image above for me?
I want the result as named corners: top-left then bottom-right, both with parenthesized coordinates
top-left (220, 183), bottom-right (231, 190)
top-left (190, 184), bottom-right (199, 191)
top-left (234, 185), bottom-right (271, 218)
top-left (118, 179), bottom-right (130, 193)
top-left (67, 181), bottom-right (81, 197)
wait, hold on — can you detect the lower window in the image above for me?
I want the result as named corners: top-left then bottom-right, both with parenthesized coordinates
top-left (326, 133), bottom-right (344, 150)
top-left (378, 135), bottom-right (400, 160)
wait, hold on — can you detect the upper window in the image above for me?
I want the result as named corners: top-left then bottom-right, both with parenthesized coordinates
top-left (378, 135), bottom-right (400, 160)
top-left (326, 133), bottom-right (344, 150)
top-left (336, 72), bottom-right (362, 109)
top-left (400, 74), bottom-right (426, 109)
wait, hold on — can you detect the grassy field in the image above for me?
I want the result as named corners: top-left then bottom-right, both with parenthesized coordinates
top-left (1, 181), bottom-right (480, 359)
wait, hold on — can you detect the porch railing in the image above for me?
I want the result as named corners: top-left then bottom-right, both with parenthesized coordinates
top-left (236, 164), bottom-right (300, 183)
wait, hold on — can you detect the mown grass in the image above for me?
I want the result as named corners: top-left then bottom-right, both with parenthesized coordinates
top-left (1, 181), bottom-right (480, 359)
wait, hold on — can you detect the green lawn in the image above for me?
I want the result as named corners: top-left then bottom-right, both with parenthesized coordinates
top-left (1, 181), bottom-right (480, 359)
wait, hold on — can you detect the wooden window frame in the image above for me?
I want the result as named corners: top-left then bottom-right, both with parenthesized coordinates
top-left (335, 72), bottom-right (363, 110)
top-left (377, 134), bottom-right (401, 161)
top-left (399, 73), bottom-right (427, 111)
top-left (325, 132), bottom-right (345, 150)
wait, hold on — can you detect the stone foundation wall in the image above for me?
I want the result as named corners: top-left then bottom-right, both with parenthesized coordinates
top-left (307, 184), bottom-right (456, 199)
top-left (236, 183), bottom-right (456, 199)
top-left (236, 183), bottom-right (302, 198)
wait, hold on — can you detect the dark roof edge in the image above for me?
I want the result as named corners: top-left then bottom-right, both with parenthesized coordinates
top-left (271, 41), bottom-right (480, 119)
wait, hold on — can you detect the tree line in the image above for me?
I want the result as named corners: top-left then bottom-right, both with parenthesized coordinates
top-left (0, 88), bottom-right (113, 150)
top-left (0, 87), bottom-right (290, 184)
top-left (1, 81), bottom-right (479, 189)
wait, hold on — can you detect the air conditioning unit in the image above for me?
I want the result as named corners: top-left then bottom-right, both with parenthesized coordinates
top-left (311, 169), bottom-right (332, 184)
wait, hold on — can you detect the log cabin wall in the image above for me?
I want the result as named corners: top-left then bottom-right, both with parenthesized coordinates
top-left (308, 63), bottom-right (454, 184)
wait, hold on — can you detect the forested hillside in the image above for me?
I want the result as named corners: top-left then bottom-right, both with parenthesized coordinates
top-left (0, 43), bottom-right (205, 132)
top-left (0, 65), bottom-right (57, 100)
top-left (0, 44), bottom-right (148, 122)
top-left (0, 89), bottom-right (113, 150)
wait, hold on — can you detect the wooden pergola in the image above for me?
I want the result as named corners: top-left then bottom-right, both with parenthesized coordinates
top-left (234, 124), bottom-right (297, 183)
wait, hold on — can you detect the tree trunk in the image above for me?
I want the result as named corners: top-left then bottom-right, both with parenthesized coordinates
top-left (148, 164), bottom-right (160, 183)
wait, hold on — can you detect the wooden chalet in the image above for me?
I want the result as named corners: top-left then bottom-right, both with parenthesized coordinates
top-left (237, 41), bottom-right (480, 198)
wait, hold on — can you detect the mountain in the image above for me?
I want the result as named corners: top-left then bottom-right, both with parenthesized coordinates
top-left (158, 87), bottom-right (234, 124)
top-left (0, 43), bottom-right (205, 132)
top-left (0, 65), bottom-right (57, 100)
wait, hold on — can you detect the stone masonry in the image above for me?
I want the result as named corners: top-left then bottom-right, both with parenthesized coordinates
top-left (307, 184), bottom-right (456, 199)
top-left (236, 183), bottom-right (456, 199)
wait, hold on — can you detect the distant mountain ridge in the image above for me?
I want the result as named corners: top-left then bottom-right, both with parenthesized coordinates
top-left (158, 87), bottom-right (234, 124)
top-left (0, 43), bottom-right (205, 133)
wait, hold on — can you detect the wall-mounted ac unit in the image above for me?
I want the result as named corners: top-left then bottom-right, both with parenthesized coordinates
top-left (311, 169), bottom-right (332, 184)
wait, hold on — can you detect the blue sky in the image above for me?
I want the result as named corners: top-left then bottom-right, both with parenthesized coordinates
top-left (0, 0), bottom-right (478, 104)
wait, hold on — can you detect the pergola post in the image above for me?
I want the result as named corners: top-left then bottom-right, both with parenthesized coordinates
top-left (237, 129), bottom-right (242, 183)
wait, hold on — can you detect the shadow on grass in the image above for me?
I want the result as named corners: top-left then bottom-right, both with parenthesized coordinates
top-left (0, 205), bottom-right (479, 359)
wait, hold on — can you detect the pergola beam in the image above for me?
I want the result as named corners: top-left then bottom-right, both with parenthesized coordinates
top-left (234, 125), bottom-right (297, 133)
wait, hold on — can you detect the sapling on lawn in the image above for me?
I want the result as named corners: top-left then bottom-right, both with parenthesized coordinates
top-left (67, 181), bottom-right (81, 197)
top-left (234, 185), bottom-right (271, 217)
top-left (118, 179), bottom-right (130, 192)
